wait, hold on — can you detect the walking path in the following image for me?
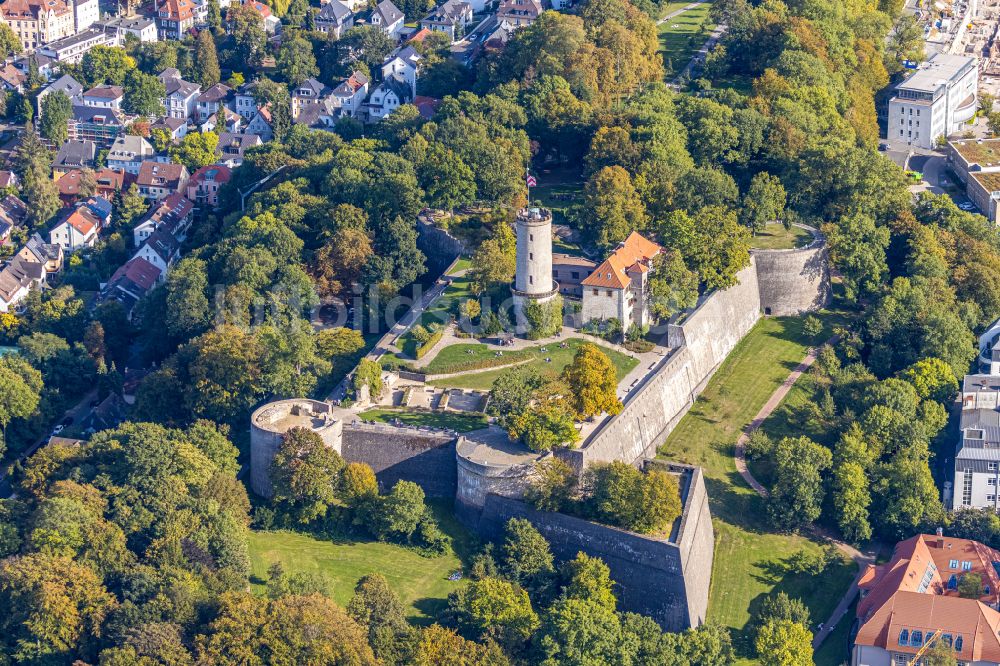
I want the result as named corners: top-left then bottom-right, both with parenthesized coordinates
top-left (656, 0), bottom-right (708, 24)
top-left (732, 337), bottom-right (880, 651)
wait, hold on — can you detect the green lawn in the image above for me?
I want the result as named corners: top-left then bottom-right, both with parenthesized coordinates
top-left (426, 337), bottom-right (639, 390)
top-left (529, 181), bottom-right (583, 231)
top-left (658, 313), bottom-right (856, 660)
top-left (750, 224), bottom-right (814, 251)
top-left (397, 262), bottom-right (475, 355)
top-left (247, 502), bottom-right (476, 624)
top-left (357, 407), bottom-right (488, 432)
top-left (659, 2), bottom-right (716, 78)
top-left (814, 597), bottom-right (855, 666)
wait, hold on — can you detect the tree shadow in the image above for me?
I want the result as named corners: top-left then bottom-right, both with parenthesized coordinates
top-left (409, 596), bottom-right (452, 627)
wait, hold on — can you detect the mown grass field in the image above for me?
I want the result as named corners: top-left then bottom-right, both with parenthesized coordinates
top-left (658, 313), bottom-right (856, 661)
top-left (659, 2), bottom-right (716, 77)
top-left (750, 224), bottom-right (814, 250)
top-left (247, 503), bottom-right (476, 624)
top-left (357, 407), bottom-right (488, 432)
top-left (427, 338), bottom-right (639, 390)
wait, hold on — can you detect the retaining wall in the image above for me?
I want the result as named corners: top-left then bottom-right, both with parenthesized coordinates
top-left (416, 218), bottom-right (464, 275)
top-left (470, 464), bottom-right (713, 631)
top-left (753, 232), bottom-right (830, 317)
top-left (561, 263), bottom-right (762, 471)
top-left (341, 424), bottom-right (457, 497)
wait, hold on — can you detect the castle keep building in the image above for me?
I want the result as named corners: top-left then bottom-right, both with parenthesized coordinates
top-left (580, 231), bottom-right (662, 330)
top-left (511, 206), bottom-right (559, 329)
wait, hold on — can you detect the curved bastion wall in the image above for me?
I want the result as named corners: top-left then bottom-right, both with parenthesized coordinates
top-left (753, 226), bottom-right (831, 317)
top-left (250, 399), bottom-right (343, 498)
top-left (453, 435), bottom-right (544, 522)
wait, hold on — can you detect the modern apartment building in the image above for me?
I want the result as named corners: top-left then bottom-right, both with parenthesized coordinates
top-left (888, 53), bottom-right (978, 150)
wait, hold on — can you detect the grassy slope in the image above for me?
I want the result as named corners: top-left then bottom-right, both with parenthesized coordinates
top-left (247, 502), bottom-right (476, 624)
top-left (659, 2), bottom-right (716, 77)
top-left (658, 313), bottom-right (855, 662)
top-left (427, 338), bottom-right (639, 390)
top-left (357, 407), bottom-right (488, 432)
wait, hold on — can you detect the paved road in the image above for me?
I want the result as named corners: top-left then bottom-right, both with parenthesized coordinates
top-left (673, 22), bottom-right (728, 84)
top-left (0, 388), bottom-right (98, 498)
top-left (732, 337), bottom-right (881, 653)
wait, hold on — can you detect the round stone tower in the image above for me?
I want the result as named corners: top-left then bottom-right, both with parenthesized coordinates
top-left (512, 207), bottom-right (558, 327)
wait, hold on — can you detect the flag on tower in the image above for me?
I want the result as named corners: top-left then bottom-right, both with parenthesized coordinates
top-left (526, 175), bottom-right (537, 187)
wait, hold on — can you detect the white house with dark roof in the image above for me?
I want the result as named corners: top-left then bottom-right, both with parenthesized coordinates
top-left (332, 71), bottom-right (369, 117)
top-left (107, 135), bottom-right (155, 175)
top-left (420, 0), bottom-right (472, 41)
top-left (36, 73), bottom-right (82, 116)
top-left (159, 69), bottom-right (201, 119)
top-left (382, 46), bottom-right (421, 97)
top-left (82, 84), bottom-right (123, 110)
top-left (245, 105), bottom-right (273, 141)
top-left (370, 0), bottom-right (404, 38)
top-left (366, 76), bottom-right (411, 120)
top-left (315, 0), bottom-right (353, 37)
top-left (196, 83), bottom-right (232, 122)
top-left (216, 132), bottom-right (262, 167)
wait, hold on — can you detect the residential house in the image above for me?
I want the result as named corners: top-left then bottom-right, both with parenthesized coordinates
top-left (136, 161), bottom-right (189, 200)
top-left (95, 15), bottom-right (157, 41)
top-left (82, 84), bottom-right (123, 110)
top-left (93, 167), bottom-right (132, 198)
top-left (332, 70), bottom-right (369, 117)
top-left (245, 0), bottom-right (280, 32)
top-left (48, 202), bottom-right (101, 251)
top-left (133, 228), bottom-right (180, 274)
top-left (315, 0), bottom-right (353, 37)
top-left (0, 64), bottom-right (23, 92)
top-left (366, 76), bottom-right (411, 120)
top-left (12, 52), bottom-right (55, 81)
top-left (160, 70), bottom-right (201, 120)
top-left (0, 195), bottom-right (29, 229)
top-left (216, 132), bottom-right (262, 167)
top-left (196, 83), bottom-right (232, 122)
top-left (0, 250), bottom-right (43, 312)
top-left (0, 171), bottom-right (19, 189)
top-left (72, 0), bottom-right (97, 31)
top-left (0, 0), bottom-right (74, 52)
top-left (52, 140), bottom-right (96, 178)
top-left (185, 164), bottom-right (230, 209)
top-left (19, 233), bottom-right (63, 277)
top-left (580, 231), bottom-right (662, 329)
top-left (68, 105), bottom-right (125, 147)
top-left (201, 107), bottom-right (243, 133)
top-left (101, 256), bottom-right (161, 317)
top-left (151, 116), bottom-right (188, 141)
top-left (55, 169), bottom-right (86, 205)
top-left (413, 95), bottom-right (440, 119)
top-left (852, 532), bottom-right (1000, 666)
top-left (156, 0), bottom-right (195, 39)
top-left (382, 46), bottom-right (421, 97)
top-left (495, 0), bottom-right (542, 27)
top-left (133, 192), bottom-right (193, 245)
top-left (107, 135), bottom-right (155, 175)
top-left (231, 83), bottom-right (259, 120)
top-left (36, 25), bottom-right (118, 63)
top-left (420, 0), bottom-right (472, 41)
top-left (245, 105), bottom-right (273, 141)
top-left (36, 73), bottom-right (82, 117)
top-left (291, 78), bottom-right (331, 119)
top-left (369, 0), bottom-right (403, 38)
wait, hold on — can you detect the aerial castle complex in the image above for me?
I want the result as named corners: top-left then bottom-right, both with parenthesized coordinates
top-left (249, 214), bottom-right (831, 631)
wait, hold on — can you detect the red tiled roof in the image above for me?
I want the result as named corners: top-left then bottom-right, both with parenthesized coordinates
top-left (581, 231), bottom-right (662, 289)
top-left (111, 256), bottom-right (161, 291)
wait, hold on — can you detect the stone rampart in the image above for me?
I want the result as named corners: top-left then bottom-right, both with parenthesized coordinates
top-left (753, 227), bottom-right (831, 317)
top-left (341, 424), bottom-right (457, 497)
top-left (561, 263), bottom-right (762, 471)
top-left (471, 463), bottom-right (712, 631)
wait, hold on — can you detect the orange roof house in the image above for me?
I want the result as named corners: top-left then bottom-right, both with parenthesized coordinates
top-left (580, 231), bottom-right (663, 330)
top-left (853, 533), bottom-right (1000, 665)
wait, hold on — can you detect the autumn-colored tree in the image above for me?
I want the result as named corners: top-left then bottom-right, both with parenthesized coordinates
top-left (561, 343), bottom-right (622, 419)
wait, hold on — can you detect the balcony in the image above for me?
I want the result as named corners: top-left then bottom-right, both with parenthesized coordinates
top-left (954, 93), bottom-right (977, 124)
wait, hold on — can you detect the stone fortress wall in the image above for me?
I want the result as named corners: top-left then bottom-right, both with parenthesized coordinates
top-left (470, 462), bottom-right (713, 631)
top-left (247, 229), bottom-right (829, 630)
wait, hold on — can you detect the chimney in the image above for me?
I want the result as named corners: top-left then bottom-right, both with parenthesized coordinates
top-left (936, 526), bottom-right (944, 548)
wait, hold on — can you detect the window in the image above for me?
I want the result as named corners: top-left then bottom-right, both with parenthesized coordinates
top-left (899, 629), bottom-right (909, 645)
top-left (956, 636), bottom-right (964, 652)
top-left (571, 272), bottom-right (579, 279)
top-left (529, 252), bottom-right (533, 260)
top-left (949, 574), bottom-right (958, 589)
top-left (990, 478), bottom-right (997, 486)
top-left (528, 276), bottom-right (533, 285)
top-left (606, 290), bottom-right (612, 297)
top-left (592, 289), bottom-right (598, 296)
top-left (991, 462), bottom-right (998, 471)
top-left (964, 469), bottom-right (974, 506)
top-left (529, 234), bottom-right (533, 241)
top-left (942, 634), bottom-right (953, 648)
top-left (911, 630), bottom-right (923, 646)
top-left (950, 559), bottom-right (959, 569)
top-left (989, 495), bottom-right (997, 502)
top-left (963, 561), bottom-right (973, 571)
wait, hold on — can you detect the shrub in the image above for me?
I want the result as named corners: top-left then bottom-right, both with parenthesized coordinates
top-left (414, 327), bottom-right (445, 360)
top-left (525, 458), bottom-right (577, 512)
top-left (524, 295), bottom-right (562, 339)
top-left (585, 462), bottom-right (682, 535)
top-left (802, 315), bottom-right (822, 340)
top-left (744, 430), bottom-right (773, 461)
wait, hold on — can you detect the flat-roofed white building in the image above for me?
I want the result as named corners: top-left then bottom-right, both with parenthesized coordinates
top-left (888, 53), bottom-right (978, 150)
